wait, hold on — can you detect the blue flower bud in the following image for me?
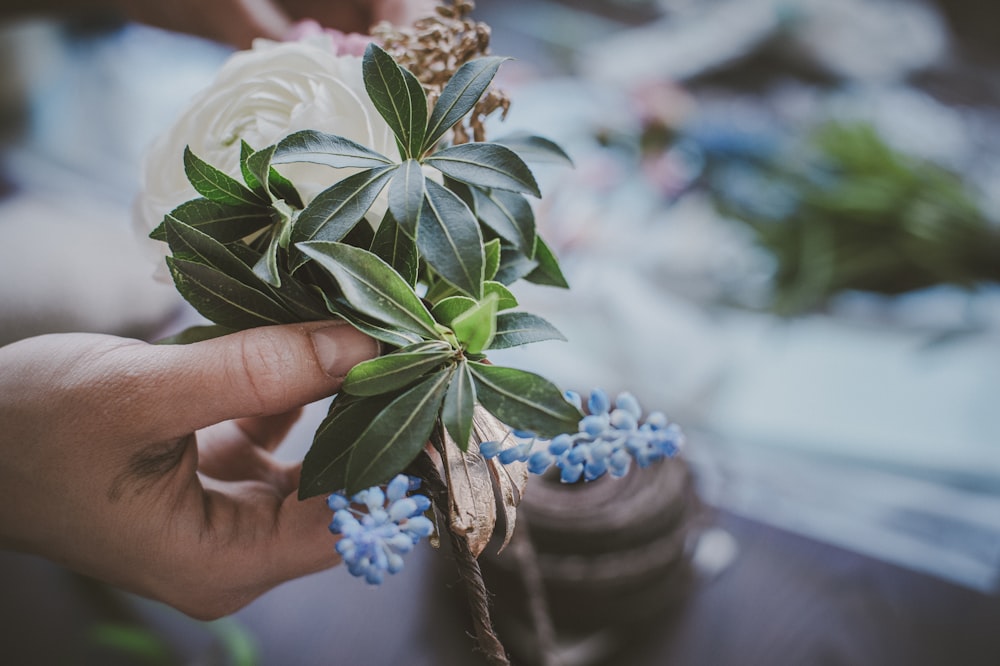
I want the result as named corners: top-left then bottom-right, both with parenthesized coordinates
top-left (588, 388), bottom-right (611, 415)
top-left (615, 392), bottom-right (642, 420)
top-left (364, 487), bottom-right (386, 512)
top-left (580, 414), bottom-right (610, 437)
top-left (387, 552), bottom-right (405, 575)
top-left (584, 458), bottom-right (608, 481)
top-left (479, 440), bottom-right (502, 458)
top-left (527, 450), bottom-right (554, 475)
top-left (386, 474), bottom-right (410, 502)
top-left (498, 444), bottom-right (528, 465)
top-left (405, 515), bottom-right (434, 538)
top-left (645, 411), bottom-right (668, 429)
top-left (560, 462), bottom-right (584, 483)
top-left (567, 443), bottom-right (590, 465)
top-left (411, 494), bottom-right (432, 513)
top-left (609, 408), bottom-right (638, 431)
top-left (511, 429), bottom-right (535, 439)
top-left (389, 498), bottom-right (419, 522)
top-left (327, 493), bottom-right (350, 511)
top-left (548, 434), bottom-right (573, 455)
top-left (564, 390), bottom-right (583, 410)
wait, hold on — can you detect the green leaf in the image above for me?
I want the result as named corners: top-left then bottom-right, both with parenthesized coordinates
top-left (431, 295), bottom-right (477, 325)
top-left (154, 324), bottom-right (235, 345)
top-left (344, 340), bottom-right (454, 396)
top-left (163, 216), bottom-right (264, 287)
top-left (484, 238), bottom-right (502, 280)
top-left (183, 146), bottom-right (262, 206)
top-left (363, 43), bottom-right (427, 158)
top-left (495, 245), bottom-right (539, 285)
top-left (272, 129), bottom-right (394, 169)
top-left (370, 210), bottom-right (418, 286)
top-left (388, 159), bottom-right (425, 237)
top-left (150, 198), bottom-right (271, 243)
top-left (423, 56), bottom-right (507, 152)
top-left (166, 257), bottom-right (293, 329)
top-left (346, 368), bottom-right (452, 492)
top-left (242, 141), bottom-right (305, 208)
top-left (472, 188), bottom-right (536, 256)
top-left (333, 304), bottom-right (425, 348)
top-left (489, 312), bottom-right (566, 350)
top-left (468, 362), bottom-right (581, 438)
top-left (252, 229), bottom-right (282, 287)
top-left (524, 235), bottom-right (570, 288)
top-left (483, 281), bottom-right (518, 310)
top-left (442, 360), bottom-right (476, 451)
top-left (419, 179), bottom-right (484, 298)
top-left (425, 143), bottom-right (540, 197)
top-left (451, 292), bottom-right (498, 354)
top-left (299, 393), bottom-right (395, 498)
top-left (494, 132), bottom-right (574, 166)
top-left (298, 241), bottom-right (441, 339)
top-left (290, 166), bottom-right (396, 271)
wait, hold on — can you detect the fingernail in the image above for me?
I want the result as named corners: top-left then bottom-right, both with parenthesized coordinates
top-left (309, 324), bottom-right (380, 378)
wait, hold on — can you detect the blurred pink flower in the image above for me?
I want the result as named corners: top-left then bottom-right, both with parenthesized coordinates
top-left (286, 19), bottom-right (373, 56)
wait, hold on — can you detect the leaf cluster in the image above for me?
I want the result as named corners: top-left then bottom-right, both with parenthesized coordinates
top-left (153, 44), bottom-right (582, 496)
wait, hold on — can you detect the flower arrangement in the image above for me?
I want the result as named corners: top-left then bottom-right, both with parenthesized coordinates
top-left (138, 2), bottom-right (684, 661)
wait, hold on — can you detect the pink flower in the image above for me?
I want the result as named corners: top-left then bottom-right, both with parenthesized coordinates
top-left (286, 19), bottom-right (373, 56)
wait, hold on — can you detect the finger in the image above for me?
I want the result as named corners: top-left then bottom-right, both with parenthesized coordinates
top-left (196, 422), bottom-right (299, 494)
top-left (233, 408), bottom-right (303, 451)
top-left (145, 321), bottom-right (378, 438)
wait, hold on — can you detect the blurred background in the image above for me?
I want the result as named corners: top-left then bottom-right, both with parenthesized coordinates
top-left (1, 0), bottom-right (999, 664)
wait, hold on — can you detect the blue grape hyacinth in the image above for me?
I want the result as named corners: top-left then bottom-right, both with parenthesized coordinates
top-left (480, 389), bottom-right (684, 483)
top-left (327, 474), bottom-right (434, 585)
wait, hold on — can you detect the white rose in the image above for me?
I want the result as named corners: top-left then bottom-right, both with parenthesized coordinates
top-left (134, 35), bottom-right (398, 258)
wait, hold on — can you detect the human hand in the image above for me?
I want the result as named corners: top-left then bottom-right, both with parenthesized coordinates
top-left (0, 322), bottom-right (379, 619)
top-left (114, 0), bottom-right (436, 49)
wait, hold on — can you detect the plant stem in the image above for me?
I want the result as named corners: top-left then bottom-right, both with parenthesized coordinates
top-left (413, 451), bottom-right (510, 666)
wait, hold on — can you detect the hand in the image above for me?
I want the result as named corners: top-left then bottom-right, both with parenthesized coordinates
top-left (113, 0), bottom-right (436, 49)
top-left (0, 322), bottom-right (379, 619)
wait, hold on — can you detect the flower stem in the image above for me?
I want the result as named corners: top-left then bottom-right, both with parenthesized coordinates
top-left (412, 450), bottom-right (510, 666)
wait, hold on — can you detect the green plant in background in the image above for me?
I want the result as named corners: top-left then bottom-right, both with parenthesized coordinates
top-left (709, 122), bottom-right (1000, 314)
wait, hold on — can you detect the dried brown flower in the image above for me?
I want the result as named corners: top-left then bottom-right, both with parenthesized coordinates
top-left (373, 0), bottom-right (510, 146)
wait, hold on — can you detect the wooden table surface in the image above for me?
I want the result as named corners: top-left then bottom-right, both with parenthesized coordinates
top-left (1, 509), bottom-right (998, 666)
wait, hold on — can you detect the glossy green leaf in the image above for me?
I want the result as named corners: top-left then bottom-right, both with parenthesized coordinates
top-left (154, 324), bottom-right (235, 345)
top-left (468, 362), bottom-right (581, 438)
top-left (163, 216), bottom-right (263, 287)
top-left (299, 393), bottom-right (395, 498)
top-left (166, 257), bottom-right (293, 329)
top-left (242, 141), bottom-right (304, 208)
top-left (472, 188), bottom-right (536, 256)
top-left (183, 146), bottom-right (262, 207)
top-left (423, 56), bottom-right (507, 152)
top-left (346, 368), bottom-right (452, 492)
top-left (425, 143), bottom-right (540, 197)
top-left (252, 229), bottom-right (282, 287)
top-left (370, 210), bottom-right (418, 286)
top-left (451, 292), bottom-right (498, 354)
top-left (388, 159), bottom-right (425, 237)
top-left (442, 360), bottom-right (476, 451)
top-left (489, 312), bottom-right (566, 350)
top-left (493, 132), bottom-right (574, 166)
top-left (245, 144), bottom-right (276, 199)
top-left (418, 179), bottom-right (484, 298)
top-left (524, 235), bottom-right (570, 288)
top-left (363, 44), bottom-right (427, 158)
top-left (483, 281), bottom-right (518, 310)
top-left (290, 166), bottom-right (396, 271)
top-left (431, 295), bottom-right (477, 325)
top-left (494, 245), bottom-right (539, 285)
top-left (150, 198), bottom-right (271, 243)
top-left (344, 340), bottom-right (454, 396)
top-left (298, 241), bottom-right (441, 339)
top-left (229, 240), bottom-right (330, 320)
top-left (484, 238), bottom-right (501, 280)
top-left (333, 304), bottom-right (425, 348)
top-left (272, 129), bottom-right (394, 169)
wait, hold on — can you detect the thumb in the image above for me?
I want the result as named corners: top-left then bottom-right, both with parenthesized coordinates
top-left (151, 321), bottom-right (379, 435)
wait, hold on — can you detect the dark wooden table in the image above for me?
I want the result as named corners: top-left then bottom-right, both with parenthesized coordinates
top-left (2, 509), bottom-right (998, 666)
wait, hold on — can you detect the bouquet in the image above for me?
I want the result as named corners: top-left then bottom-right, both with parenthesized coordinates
top-left (137, 3), bottom-right (684, 661)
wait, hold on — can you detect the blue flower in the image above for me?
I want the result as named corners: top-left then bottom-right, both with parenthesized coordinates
top-left (327, 474), bottom-right (434, 585)
top-left (491, 389), bottom-right (684, 483)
